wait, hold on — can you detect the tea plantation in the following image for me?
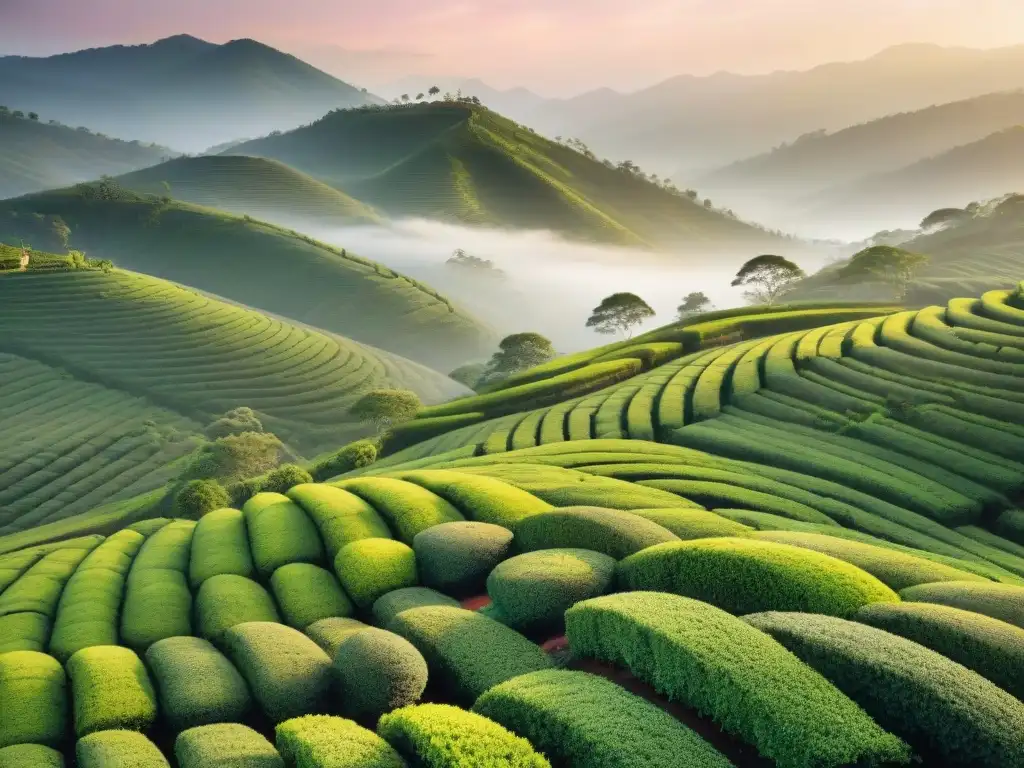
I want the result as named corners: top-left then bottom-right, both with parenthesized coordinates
top-left (1, 284), bottom-right (1023, 767)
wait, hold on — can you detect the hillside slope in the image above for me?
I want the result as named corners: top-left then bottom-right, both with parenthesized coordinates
top-left (0, 35), bottom-right (376, 151)
top-left (228, 103), bottom-right (786, 250)
top-left (116, 156), bottom-right (383, 227)
top-left (0, 183), bottom-right (494, 369)
top-left (0, 111), bottom-right (171, 199)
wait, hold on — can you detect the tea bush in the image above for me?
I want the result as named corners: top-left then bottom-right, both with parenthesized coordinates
top-left (413, 522), bottom-right (513, 596)
top-left (333, 628), bottom-right (428, 722)
top-left (514, 507), bottom-right (679, 559)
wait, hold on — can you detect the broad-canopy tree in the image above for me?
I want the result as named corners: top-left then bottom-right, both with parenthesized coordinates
top-left (586, 293), bottom-right (655, 338)
top-left (836, 245), bottom-right (929, 301)
top-left (482, 333), bottom-right (556, 383)
top-left (349, 389), bottom-right (422, 432)
top-left (732, 254), bottom-right (804, 306)
top-left (677, 291), bottom-right (712, 319)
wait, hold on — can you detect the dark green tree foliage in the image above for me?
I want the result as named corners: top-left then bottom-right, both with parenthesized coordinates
top-left (310, 440), bottom-right (378, 481)
top-left (205, 407), bottom-right (264, 439)
top-left (448, 362), bottom-right (488, 390)
top-left (677, 291), bottom-right (712, 319)
top-left (350, 390), bottom-right (422, 432)
top-left (334, 628), bottom-right (429, 723)
top-left (261, 464), bottom-right (314, 495)
top-left (187, 432), bottom-right (284, 482)
top-left (837, 245), bottom-right (929, 301)
top-left (585, 293), bottom-right (656, 338)
top-left (446, 249), bottom-right (506, 278)
top-left (481, 333), bottom-right (556, 385)
top-left (731, 255), bottom-right (805, 305)
top-left (174, 480), bottom-right (230, 520)
top-left (514, 507), bottom-right (679, 560)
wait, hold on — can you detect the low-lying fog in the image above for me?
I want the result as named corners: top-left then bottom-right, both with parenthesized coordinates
top-left (299, 219), bottom-right (837, 358)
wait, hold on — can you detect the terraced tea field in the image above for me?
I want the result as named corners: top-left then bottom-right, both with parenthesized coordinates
top-left (1, 282), bottom-right (1022, 767)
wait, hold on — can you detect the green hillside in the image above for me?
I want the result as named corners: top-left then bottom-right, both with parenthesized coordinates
top-left (0, 110), bottom-right (170, 199)
top-left (1, 283), bottom-right (1023, 767)
top-left (0, 183), bottom-right (494, 369)
top-left (228, 102), bottom-right (786, 250)
top-left (116, 155), bottom-right (384, 227)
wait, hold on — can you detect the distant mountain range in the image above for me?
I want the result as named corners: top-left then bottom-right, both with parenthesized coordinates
top-left (0, 35), bottom-right (377, 152)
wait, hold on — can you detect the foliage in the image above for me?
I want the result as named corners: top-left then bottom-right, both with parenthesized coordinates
top-left (276, 715), bottom-right (407, 768)
top-left (173, 479), bottom-right (230, 519)
top-left (413, 521), bottom-right (514, 596)
top-left (262, 464), bottom-right (315, 494)
top-left (731, 254), bottom-right (805, 305)
top-left (310, 440), bottom-right (378, 481)
top-left (334, 628), bottom-right (429, 723)
top-left (837, 245), bottom-right (929, 300)
top-left (66, 645), bottom-right (158, 736)
top-left (567, 593), bottom-right (910, 768)
top-left (188, 508), bottom-right (255, 588)
top-left (397, 470), bottom-right (553, 528)
top-left (336, 477), bottom-right (464, 543)
top-left (304, 618), bottom-right (371, 658)
top-left (350, 390), bottom-right (422, 433)
top-left (0, 651), bottom-right (66, 748)
top-left (585, 292), bottom-right (656, 338)
top-left (271, 563), bottom-right (354, 630)
top-left (243, 492), bottom-right (326, 576)
top-left (386, 606), bottom-right (552, 705)
top-left (205, 406), bottom-right (264, 439)
top-left (175, 723), bottom-right (283, 768)
top-left (334, 538), bottom-right (418, 608)
top-left (371, 587), bottom-right (460, 626)
top-left (479, 333), bottom-right (557, 386)
top-left (76, 730), bottom-right (169, 768)
top-left (514, 506), bottom-right (679, 560)
top-left (475, 670), bottom-right (732, 768)
top-left (287, 484), bottom-right (392, 557)
top-left (377, 704), bottom-right (550, 768)
top-left (487, 548), bottom-right (616, 631)
top-left (746, 611), bottom-right (1024, 766)
top-left (677, 291), bottom-right (712, 318)
top-left (898, 581), bottom-right (1024, 628)
top-left (186, 432), bottom-right (285, 483)
top-left (0, 744), bottom-right (65, 767)
top-left (446, 248), bottom-right (506, 278)
top-left (224, 621), bottom-right (333, 723)
top-left (145, 636), bottom-right (253, 732)
top-left (196, 574), bottom-right (281, 645)
top-left (448, 362), bottom-right (488, 390)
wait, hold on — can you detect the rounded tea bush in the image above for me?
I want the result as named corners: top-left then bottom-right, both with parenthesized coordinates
top-left (487, 548), bottom-right (615, 631)
top-left (514, 506), bottom-right (679, 559)
top-left (371, 587), bottom-right (460, 626)
top-left (0, 744), bottom-right (65, 767)
top-left (899, 581), bottom-right (1024, 628)
top-left (262, 464), bottom-right (314, 495)
top-left (276, 715), bottom-right (405, 768)
top-left (175, 723), bottom-right (283, 768)
top-left (0, 650), bottom-right (67, 748)
top-left (304, 617), bottom-right (371, 658)
top-left (334, 628), bottom-right (429, 723)
top-left (334, 539), bottom-right (417, 609)
top-left (413, 521), bottom-right (513, 597)
top-left (271, 563), bottom-right (354, 630)
top-left (311, 440), bottom-right (378, 481)
top-left (66, 646), bottom-right (158, 737)
top-left (76, 730), bottom-right (169, 768)
top-left (196, 574), bottom-right (280, 645)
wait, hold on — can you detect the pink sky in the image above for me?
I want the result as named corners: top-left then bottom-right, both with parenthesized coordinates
top-left (2, 0), bottom-right (1023, 94)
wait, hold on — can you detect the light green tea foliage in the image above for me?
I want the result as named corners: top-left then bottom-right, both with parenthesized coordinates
top-left (412, 522), bottom-right (513, 596)
top-left (474, 670), bottom-right (732, 768)
top-left (66, 646), bottom-right (158, 737)
top-left (311, 440), bottom-right (378, 481)
top-left (371, 587), bottom-right (460, 626)
top-left (304, 617), bottom-right (371, 658)
top-left (336, 478), bottom-right (464, 544)
top-left (75, 730), bottom-right (169, 768)
top-left (747, 611), bottom-right (1024, 766)
top-left (224, 622), bottom-right (333, 723)
top-left (377, 704), bottom-right (550, 768)
top-left (334, 539), bottom-right (418, 608)
top-left (487, 548), bottom-right (615, 630)
top-left (566, 592), bottom-right (910, 768)
top-left (244, 493), bottom-right (326, 576)
top-left (899, 581), bottom-right (1024, 628)
top-left (276, 715), bottom-right (407, 768)
top-left (175, 723), bottom-right (284, 768)
top-left (386, 606), bottom-right (552, 705)
top-left (0, 650), bottom-right (67, 748)
top-left (618, 537), bottom-right (899, 617)
top-left (196, 574), bottom-right (281, 645)
top-left (0, 744), bottom-right (65, 767)
top-left (188, 508), bottom-right (255, 588)
top-left (396, 470), bottom-right (553, 529)
top-left (0, 613), bottom-right (49, 654)
top-left (334, 628), bottom-right (428, 722)
top-left (288, 484), bottom-right (392, 558)
top-left (145, 636), bottom-right (252, 732)
top-left (271, 563), bottom-right (354, 630)
top-left (514, 506), bottom-right (679, 559)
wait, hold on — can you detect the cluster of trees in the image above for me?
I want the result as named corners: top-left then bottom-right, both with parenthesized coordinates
top-left (446, 248), bottom-right (505, 278)
top-left (0, 105), bottom-right (38, 121)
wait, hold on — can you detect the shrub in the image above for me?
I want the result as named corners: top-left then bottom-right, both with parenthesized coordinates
top-left (276, 715), bottom-right (406, 768)
top-left (304, 617), bottom-right (370, 658)
top-left (288, 484), bottom-right (392, 558)
top-left (337, 478), bottom-right (464, 543)
top-left (205, 407), bottom-right (264, 439)
top-left (487, 549), bottom-right (615, 631)
top-left (66, 646), bottom-right (158, 737)
top-left (377, 704), bottom-right (549, 767)
top-left (994, 508), bottom-right (1024, 546)
top-left (371, 587), bottom-right (460, 626)
top-left (0, 613), bottom-right (49, 653)
top-left (0, 744), bottom-right (65, 767)
top-left (899, 581), bottom-right (1024, 628)
top-left (75, 730), bottom-right (169, 767)
top-left (334, 628), bottom-right (428, 723)
top-left (0, 651), bottom-right (67, 748)
top-left (566, 592), bottom-right (909, 768)
top-left (855, 601), bottom-right (1024, 699)
top-left (749, 530), bottom-right (986, 590)
top-left (145, 636), bottom-right (252, 732)
top-left (224, 622), bottom-right (333, 723)
top-left (187, 432), bottom-right (284, 483)
top-left (351, 389), bottom-right (422, 423)
top-left (386, 606), bottom-right (552, 705)
top-left (618, 537), bottom-right (899, 617)
top-left (514, 507), bottom-right (679, 559)
top-left (311, 440), bottom-right (378, 481)
top-left (383, 414), bottom-right (487, 454)
top-left (120, 569), bottom-right (193, 651)
top-left (175, 723), bottom-right (283, 768)
top-left (196, 574), bottom-right (281, 645)
top-left (271, 563), bottom-right (354, 630)
top-left (263, 464), bottom-right (314, 494)
top-left (413, 522), bottom-right (514, 596)
top-left (746, 611), bottom-right (1024, 766)
top-left (188, 508), bottom-right (255, 588)
top-left (626, 507), bottom-right (752, 539)
top-left (334, 539), bottom-right (417, 609)
top-left (474, 670), bottom-right (731, 768)
top-left (397, 470), bottom-right (553, 528)
top-left (244, 492), bottom-right (326, 576)
top-left (173, 479), bottom-right (230, 519)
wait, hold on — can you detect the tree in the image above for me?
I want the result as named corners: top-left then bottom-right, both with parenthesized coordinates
top-left (731, 255), bottom-right (805, 306)
top-left (311, 439), bottom-right (377, 481)
top-left (482, 333), bottom-right (556, 383)
top-left (349, 389), bottom-right (421, 433)
top-left (836, 245), bottom-right (929, 301)
top-left (51, 217), bottom-right (71, 250)
top-left (261, 463), bottom-right (313, 494)
top-left (186, 431), bottom-right (284, 482)
top-left (205, 406), bottom-right (264, 439)
top-left (401, 93), bottom-right (410, 102)
top-left (586, 293), bottom-right (655, 338)
top-left (448, 362), bottom-right (488, 390)
top-left (12, 110), bottom-right (24, 118)
top-left (677, 291), bottom-right (712, 319)
top-left (416, 92), bottom-right (425, 100)
top-left (28, 112), bottom-right (38, 121)
top-left (428, 86), bottom-right (441, 97)
top-left (174, 479), bottom-right (229, 519)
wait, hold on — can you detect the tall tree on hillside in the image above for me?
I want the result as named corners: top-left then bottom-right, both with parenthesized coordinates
top-left (28, 112), bottom-right (39, 121)
top-left (677, 292), bottom-right (712, 319)
top-left (429, 86), bottom-right (441, 98)
top-left (836, 245), bottom-right (929, 301)
top-left (480, 333), bottom-right (556, 385)
top-left (732, 255), bottom-right (805, 306)
top-left (416, 93), bottom-right (425, 101)
top-left (586, 293), bottom-right (656, 338)
top-left (401, 94), bottom-right (410, 102)
top-left (349, 389), bottom-right (421, 436)
top-left (51, 217), bottom-right (71, 251)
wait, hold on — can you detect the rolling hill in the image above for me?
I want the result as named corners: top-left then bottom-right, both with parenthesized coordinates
top-left (0, 183), bottom-right (495, 370)
top-left (0, 35), bottom-right (376, 152)
top-left (115, 156), bottom-right (384, 228)
top-left (0, 110), bottom-right (172, 200)
top-left (227, 102), bottom-right (786, 250)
